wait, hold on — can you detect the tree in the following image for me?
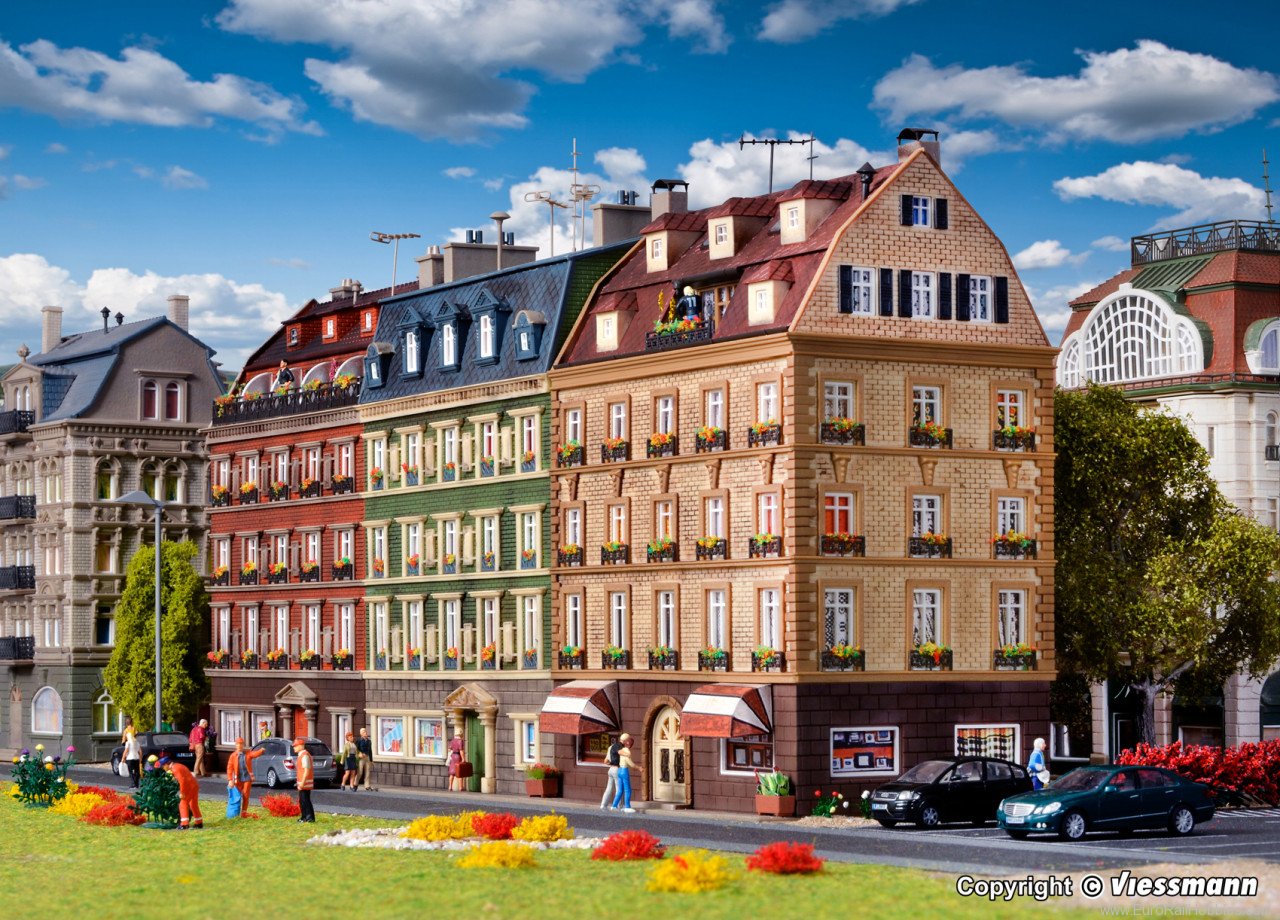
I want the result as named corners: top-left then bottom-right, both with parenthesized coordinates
top-left (1056, 383), bottom-right (1280, 746)
top-left (104, 540), bottom-right (211, 731)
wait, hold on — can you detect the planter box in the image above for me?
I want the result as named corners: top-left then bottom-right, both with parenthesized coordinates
top-left (647, 437), bottom-right (678, 459)
top-left (408, 656), bottom-right (421, 670)
top-left (331, 657), bottom-right (354, 671)
top-left (405, 564), bottom-right (419, 576)
top-left (695, 539), bottom-right (727, 561)
top-left (644, 320), bottom-right (714, 352)
top-left (239, 572), bottom-right (259, 586)
top-left (520, 555), bottom-right (538, 569)
top-left (298, 657), bottom-right (321, 671)
top-left (207, 658), bottom-right (231, 670)
top-left (239, 490), bottom-right (259, 505)
top-left (820, 535), bottom-right (865, 557)
top-left (522, 651), bottom-right (539, 669)
top-left (993, 650), bottom-right (1037, 671)
top-left (908, 537), bottom-right (952, 558)
top-left (910, 650), bottom-right (953, 671)
top-left (601, 651), bottom-right (631, 670)
top-left (600, 443), bottom-right (630, 463)
top-left (695, 430), bottom-right (727, 453)
top-left (558, 652), bottom-right (584, 670)
top-left (994, 539), bottom-right (1037, 560)
top-left (748, 536), bottom-right (782, 559)
top-left (444, 657), bottom-right (459, 671)
top-left (481, 658), bottom-right (496, 670)
top-left (698, 652), bottom-right (730, 672)
top-left (521, 460), bottom-right (537, 473)
top-left (211, 572), bottom-right (230, 587)
top-left (211, 494), bottom-right (231, 508)
top-left (267, 657), bottom-right (289, 670)
top-left (751, 652), bottom-right (785, 673)
top-left (557, 547), bottom-right (583, 567)
top-left (375, 656), bottom-right (387, 671)
top-left (556, 446), bottom-right (584, 468)
top-left (266, 570), bottom-right (288, 584)
top-left (403, 473), bottom-right (418, 486)
top-left (821, 651), bottom-right (866, 671)
top-left (481, 557), bottom-right (497, 572)
top-left (442, 468), bottom-right (457, 482)
top-left (755, 794), bottom-right (795, 817)
top-left (442, 562), bottom-right (457, 575)
top-left (646, 544), bottom-right (677, 563)
top-left (332, 564), bottom-right (353, 581)
top-left (480, 462), bottom-right (495, 477)
top-left (269, 486), bottom-right (290, 502)
top-left (747, 424), bottom-right (781, 448)
top-left (993, 429), bottom-right (1036, 451)
top-left (331, 478), bottom-right (354, 495)
top-left (299, 568), bottom-right (320, 583)
top-left (239, 656), bottom-right (259, 670)
top-left (600, 546), bottom-right (630, 565)
top-left (909, 427), bottom-right (952, 449)
top-left (300, 481), bottom-right (323, 499)
top-left (525, 778), bottom-right (561, 798)
top-left (648, 650), bottom-right (679, 671)
top-left (820, 422), bottom-right (865, 445)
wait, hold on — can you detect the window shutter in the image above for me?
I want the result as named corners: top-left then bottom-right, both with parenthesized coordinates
top-left (938, 273), bottom-right (952, 321)
top-left (898, 269), bottom-right (913, 318)
top-left (935, 198), bottom-right (949, 230)
top-left (900, 195), bottom-right (913, 226)
top-left (838, 265), bottom-right (853, 314)
top-left (956, 274), bottom-right (971, 322)
top-left (879, 268), bottom-right (894, 316)
top-left (994, 276), bottom-right (1010, 324)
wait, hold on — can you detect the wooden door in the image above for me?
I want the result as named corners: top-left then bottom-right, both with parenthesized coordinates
top-left (650, 706), bottom-right (686, 804)
top-left (293, 708), bottom-right (307, 739)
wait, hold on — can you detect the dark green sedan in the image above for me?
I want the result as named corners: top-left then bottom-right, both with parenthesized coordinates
top-left (997, 764), bottom-right (1215, 840)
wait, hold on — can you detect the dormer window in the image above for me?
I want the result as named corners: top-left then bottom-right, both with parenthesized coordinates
top-left (511, 310), bottom-right (546, 361)
top-left (651, 238), bottom-right (663, 260)
top-left (478, 314), bottom-right (494, 359)
top-left (324, 318), bottom-right (336, 340)
top-left (442, 323), bottom-right (457, 368)
top-left (365, 341), bottom-right (393, 388)
top-left (361, 309), bottom-right (377, 334)
top-left (714, 223), bottom-right (728, 245)
top-left (288, 326), bottom-right (300, 348)
top-left (786, 206), bottom-right (800, 230)
top-left (405, 329), bottom-right (420, 374)
top-left (748, 283), bottom-right (774, 325)
top-left (596, 312), bottom-right (620, 351)
top-left (142, 380), bottom-right (158, 419)
top-left (519, 331), bottom-right (530, 352)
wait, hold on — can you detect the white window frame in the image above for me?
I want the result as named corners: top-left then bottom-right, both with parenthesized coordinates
top-left (825, 491), bottom-right (854, 534)
top-left (305, 604), bottom-right (321, 652)
top-left (609, 592), bottom-right (629, 649)
top-left (705, 497), bottom-right (725, 538)
top-left (911, 195), bottom-right (932, 227)
top-left (997, 590), bottom-right (1027, 647)
top-left (846, 266), bottom-right (874, 315)
top-left (969, 275), bottom-right (993, 322)
top-left (824, 587), bottom-right (855, 649)
top-left (912, 494), bottom-right (941, 536)
top-left (997, 497), bottom-right (1026, 536)
top-left (608, 504), bottom-right (627, 543)
top-left (911, 271), bottom-right (934, 319)
top-left (405, 329), bottom-right (420, 373)
top-left (756, 382), bottom-right (778, 423)
top-left (656, 590), bottom-right (676, 647)
top-left (565, 408), bottom-right (583, 445)
top-left (338, 603), bottom-right (354, 652)
top-left (655, 395), bottom-right (675, 435)
top-left (912, 588), bottom-right (941, 647)
top-left (823, 381), bottom-right (855, 420)
top-left (565, 594), bottom-right (583, 648)
top-left (609, 402), bottom-right (627, 440)
top-left (996, 389), bottom-right (1024, 428)
top-left (442, 323), bottom-right (457, 366)
top-left (479, 314), bottom-right (495, 358)
top-left (704, 389), bottom-right (724, 429)
top-left (564, 508), bottom-right (582, 547)
top-left (757, 492), bottom-right (780, 535)
top-left (758, 588), bottom-right (781, 648)
top-left (707, 589), bottom-right (727, 649)
top-left (912, 386), bottom-right (941, 426)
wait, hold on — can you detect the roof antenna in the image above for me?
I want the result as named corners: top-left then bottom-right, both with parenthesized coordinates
top-left (806, 135), bottom-right (818, 181)
top-left (738, 133), bottom-right (817, 193)
top-left (1264, 148), bottom-right (1275, 224)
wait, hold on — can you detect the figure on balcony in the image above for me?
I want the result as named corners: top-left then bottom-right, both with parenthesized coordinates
top-left (273, 360), bottom-right (294, 390)
top-left (676, 285), bottom-right (702, 323)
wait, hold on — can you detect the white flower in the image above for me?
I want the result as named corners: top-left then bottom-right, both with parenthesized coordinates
top-left (43, 756), bottom-right (53, 764)
top-left (861, 790), bottom-right (870, 800)
top-left (842, 800), bottom-right (849, 808)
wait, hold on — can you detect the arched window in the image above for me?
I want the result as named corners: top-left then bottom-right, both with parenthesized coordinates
top-left (93, 688), bottom-right (123, 736)
top-left (32, 686), bottom-right (63, 734)
top-left (141, 380), bottom-right (158, 419)
top-left (1058, 336), bottom-right (1082, 388)
top-left (164, 381), bottom-right (181, 420)
top-left (1264, 329), bottom-right (1279, 371)
top-left (1077, 288), bottom-right (1203, 385)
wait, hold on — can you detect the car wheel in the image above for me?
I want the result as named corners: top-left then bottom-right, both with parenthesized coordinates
top-left (876, 819), bottom-right (898, 828)
top-left (1006, 829), bottom-right (1029, 840)
top-left (1168, 805), bottom-right (1195, 836)
top-left (266, 768), bottom-right (279, 789)
top-left (1058, 810), bottom-right (1088, 841)
top-left (916, 803), bottom-right (942, 828)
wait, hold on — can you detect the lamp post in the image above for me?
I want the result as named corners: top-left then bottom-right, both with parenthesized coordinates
top-left (116, 490), bottom-right (165, 730)
top-left (370, 231), bottom-right (420, 295)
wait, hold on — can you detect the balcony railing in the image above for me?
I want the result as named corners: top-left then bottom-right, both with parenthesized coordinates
top-left (601, 650), bottom-right (631, 670)
top-left (0, 410), bottom-right (34, 436)
top-left (697, 650), bottom-right (730, 671)
top-left (558, 651), bottom-right (585, 670)
top-left (211, 380), bottom-right (362, 426)
top-left (648, 649), bottom-right (679, 671)
top-left (821, 650), bottom-right (865, 672)
top-left (910, 649), bottom-right (953, 671)
top-left (751, 650), bottom-right (785, 672)
top-left (993, 538), bottom-right (1037, 560)
top-left (644, 318), bottom-right (714, 352)
top-left (557, 547), bottom-right (583, 567)
top-left (820, 421), bottom-right (865, 446)
top-left (908, 537), bottom-right (952, 558)
top-left (748, 536), bottom-right (782, 559)
top-left (993, 429), bottom-right (1036, 451)
top-left (0, 495), bottom-right (36, 520)
top-left (600, 545), bottom-right (630, 565)
top-left (820, 534), bottom-right (865, 557)
top-left (695, 538), bottom-right (727, 561)
top-left (993, 649), bottom-right (1037, 671)
top-left (694, 429), bottom-right (727, 453)
top-left (1131, 219), bottom-right (1280, 265)
top-left (0, 636), bottom-right (35, 660)
top-left (0, 565), bottom-right (35, 591)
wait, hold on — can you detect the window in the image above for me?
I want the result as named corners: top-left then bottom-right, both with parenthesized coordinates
top-left (714, 223), bottom-right (728, 245)
top-left (912, 386), bottom-right (941, 426)
top-left (757, 492), bottom-right (779, 535)
top-left (651, 237), bottom-right (663, 260)
top-left (609, 402), bottom-right (627, 440)
top-left (32, 686), bottom-right (62, 734)
top-left (481, 596), bottom-right (499, 649)
top-left (1205, 426), bottom-right (1216, 458)
top-left (442, 323), bottom-right (457, 367)
top-left (521, 595), bottom-right (540, 653)
top-left (94, 540), bottom-right (114, 573)
top-left (724, 734), bottom-right (774, 772)
top-left (824, 492), bottom-right (854, 534)
top-left (564, 408), bottom-right (583, 445)
top-left (756, 382), bottom-right (778, 423)
top-left (706, 589), bottom-right (727, 649)
top-left (335, 529), bottom-right (353, 565)
top-left (608, 504), bottom-right (627, 543)
top-left (704, 388), bottom-right (725, 429)
top-left (654, 500), bottom-right (673, 540)
top-left (372, 602), bottom-right (389, 655)
top-left (786, 206), bottom-right (800, 229)
top-left (305, 604), bottom-right (321, 652)
top-left (244, 454), bottom-right (260, 489)
top-left (244, 606), bottom-right (259, 653)
top-left (996, 389), bottom-right (1024, 428)
top-left (824, 381), bottom-right (854, 420)
top-left (912, 588), bottom-right (941, 647)
top-left (336, 442), bottom-right (354, 478)
top-left (520, 415), bottom-right (538, 464)
top-left (758, 588), bottom-right (781, 648)
top-left (303, 446), bottom-right (322, 481)
top-left (655, 395), bottom-right (675, 435)
top-left (274, 605), bottom-right (289, 650)
top-left (444, 599), bottom-right (460, 650)
top-left (142, 380), bottom-right (158, 419)
top-left (325, 318), bottom-right (336, 339)
top-left (913, 494), bottom-right (941, 535)
top-left (481, 514), bottom-right (499, 565)
top-left (751, 286), bottom-right (772, 323)
top-left (376, 716), bottom-right (406, 756)
top-left (94, 613), bottom-right (115, 646)
top-left (1267, 412), bottom-right (1279, 452)
top-left (369, 438), bottom-right (386, 484)
top-left (337, 603), bottom-right (354, 652)
top-left (479, 314), bottom-right (494, 359)
top-left (841, 266), bottom-right (874, 315)
top-left (370, 526), bottom-right (387, 573)
top-left (518, 330), bottom-right (530, 352)
top-left (1073, 289), bottom-right (1204, 385)
top-left (969, 275), bottom-right (992, 322)
top-left (288, 327), bottom-right (299, 346)
top-left (956, 725), bottom-right (1019, 761)
top-left (520, 512), bottom-right (539, 565)
top-left (363, 310), bottom-right (375, 332)
top-left (911, 272), bottom-right (934, 318)
top-left (272, 533), bottom-right (288, 569)
top-left (824, 587), bottom-right (855, 649)
top-left (164, 381), bottom-right (181, 420)
top-left (43, 618), bottom-right (60, 649)
top-left (243, 535), bottom-right (259, 571)
top-left (219, 710), bottom-right (244, 747)
top-left (705, 497), bottom-right (725, 538)
top-left (216, 606), bottom-right (230, 651)
top-left (565, 594), bottom-right (583, 648)
top-left (404, 330), bottom-right (420, 373)
top-left (415, 717), bottom-right (445, 759)
top-left (656, 590), bottom-right (676, 647)
top-left (997, 497), bottom-right (1025, 536)
top-left (441, 519), bottom-right (458, 567)
top-left (441, 426), bottom-right (459, 469)
top-left (997, 589), bottom-right (1026, 646)
top-left (910, 195), bottom-right (931, 227)
top-left (609, 592), bottom-right (629, 649)
top-left (520, 720), bottom-right (538, 764)
top-left (564, 508), bottom-right (582, 547)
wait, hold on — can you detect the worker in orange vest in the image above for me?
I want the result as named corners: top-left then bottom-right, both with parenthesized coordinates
top-left (293, 737), bottom-right (315, 823)
top-left (226, 737), bottom-right (263, 816)
top-left (159, 756), bottom-right (202, 829)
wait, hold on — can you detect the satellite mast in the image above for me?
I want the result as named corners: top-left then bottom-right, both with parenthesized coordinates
top-left (568, 137), bottom-right (600, 252)
top-left (1264, 148), bottom-right (1275, 224)
top-left (523, 190), bottom-right (568, 256)
top-left (738, 133), bottom-right (818, 193)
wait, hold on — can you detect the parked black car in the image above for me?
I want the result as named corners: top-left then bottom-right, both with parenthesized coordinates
top-left (869, 756), bottom-right (1034, 827)
top-left (109, 731), bottom-right (196, 775)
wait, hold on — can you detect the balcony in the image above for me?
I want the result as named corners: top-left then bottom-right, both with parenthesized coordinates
top-left (211, 380), bottom-right (362, 426)
top-left (993, 428), bottom-right (1036, 451)
top-left (993, 537), bottom-right (1037, 560)
top-left (748, 535), bottom-right (782, 559)
top-left (694, 428), bottom-right (726, 453)
top-left (648, 649), bottom-right (679, 671)
top-left (820, 534), bottom-right (865, 557)
top-left (0, 495), bottom-right (36, 520)
top-left (747, 423), bottom-right (781, 448)
top-left (0, 410), bottom-right (34, 436)
top-left (601, 649), bottom-right (631, 670)
top-left (0, 566), bottom-right (35, 591)
top-left (751, 650), bottom-right (785, 673)
top-left (820, 420), bottom-right (865, 446)
top-left (600, 544), bottom-right (630, 565)
top-left (697, 650), bottom-right (730, 672)
top-left (644, 318), bottom-right (714, 352)
top-left (993, 648), bottom-right (1037, 671)
top-left (908, 536), bottom-right (952, 559)
top-left (909, 425), bottom-right (952, 448)
top-left (695, 538), bottom-right (726, 561)
top-left (0, 636), bottom-right (35, 660)
top-left (1131, 219), bottom-right (1280, 265)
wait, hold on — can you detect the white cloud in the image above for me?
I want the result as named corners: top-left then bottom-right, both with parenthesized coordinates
top-left (10, 174), bottom-right (45, 190)
top-left (482, 177), bottom-right (505, 191)
top-left (161, 165), bottom-right (207, 190)
top-left (1012, 239), bottom-right (1084, 270)
top-left (1054, 161), bottom-right (1265, 229)
top-left (0, 38), bottom-right (320, 140)
top-left (1090, 235), bottom-right (1129, 252)
top-left (1024, 278), bottom-right (1100, 343)
top-left (44, 142), bottom-right (67, 154)
top-left (444, 166), bottom-right (476, 180)
top-left (268, 257), bottom-right (310, 270)
top-left (874, 41), bottom-right (1279, 143)
top-left (0, 252), bottom-right (290, 371)
top-left (759, 0), bottom-right (921, 43)
top-left (217, 0), bottom-right (725, 142)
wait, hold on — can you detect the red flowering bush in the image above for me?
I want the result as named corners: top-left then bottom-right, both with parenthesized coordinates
top-left (745, 841), bottom-right (825, 875)
top-left (591, 829), bottom-right (667, 861)
top-left (81, 799), bottom-right (144, 826)
top-left (471, 812), bottom-right (520, 841)
top-left (1116, 740), bottom-right (1280, 804)
top-left (76, 784), bottom-right (122, 802)
top-left (261, 793), bottom-right (302, 817)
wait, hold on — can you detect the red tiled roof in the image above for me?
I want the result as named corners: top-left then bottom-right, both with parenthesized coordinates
top-left (782, 178), bottom-right (854, 201)
top-left (1068, 268), bottom-right (1141, 308)
top-left (703, 196), bottom-right (778, 220)
top-left (641, 210), bottom-right (709, 234)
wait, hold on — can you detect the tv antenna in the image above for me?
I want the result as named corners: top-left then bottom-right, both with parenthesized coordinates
top-left (738, 134), bottom-right (818, 193)
top-left (523, 190), bottom-right (568, 256)
top-left (568, 137), bottom-right (600, 252)
top-left (1264, 148), bottom-right (1275, 224)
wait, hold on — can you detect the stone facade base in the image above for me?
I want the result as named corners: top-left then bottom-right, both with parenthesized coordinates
top-left (210, 672), bottom-right (365, 767)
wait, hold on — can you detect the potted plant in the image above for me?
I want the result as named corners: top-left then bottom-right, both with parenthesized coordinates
top-left (442, 461), bottom-right (456, 481)
top-left (524, 763), bottom-right (562, 798)
top-left (401, 462), bottom-right (418, 486)
top-left (299, 649), bottom-right (320, 670)
top-left (372, 558), bottom-right (385, 578)
top-left (407, 646), bottom-right (421, 669)
top-left (240, 649), bottom-right (259, 669)
top-left (332, 648), bottom-right (353, 670)
top-left (520, 548), bottom-right (538, 569)
top-left (480, 454), bottom-right (496, 476)
top-left (445, 646), bottom-right (460, 670)
top-left (755, 770), bottom-right (795, 816)
top-left (521, 450), bottom-right (537, 472)
top-left (206, 649), bottom-right (229, 669)
top-left (211, 484), bottom-right (230, 506)
top-left (405, 553), bottom-right (420, 576)
top-left (370, 467), bottom-right (385, 490)
top-left (481, 643), bottom-right (497, 670)
top-left (556, 440), bottom-right (583, 467)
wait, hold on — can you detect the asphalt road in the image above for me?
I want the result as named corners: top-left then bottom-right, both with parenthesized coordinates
top-left (29, 765), bottom-right (1280, 875)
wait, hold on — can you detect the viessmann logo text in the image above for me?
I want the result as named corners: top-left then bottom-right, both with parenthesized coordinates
top-left (955, 871), bottom-right (1259, 901)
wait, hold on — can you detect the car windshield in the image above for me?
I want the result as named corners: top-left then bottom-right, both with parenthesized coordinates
top-left (897, 761), bottom-right (953, 784)
top-left (1048, 768), bottom-right (1109, 792)
top-left (152, 733), bottom-right (188, 746)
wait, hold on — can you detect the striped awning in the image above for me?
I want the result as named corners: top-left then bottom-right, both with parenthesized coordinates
top-left (680, 684), bottom-right (773, 738)
top-left (539, 680), bottom-right (621, 735)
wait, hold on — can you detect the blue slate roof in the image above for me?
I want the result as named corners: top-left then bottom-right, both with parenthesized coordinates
top-left (359, 244), bottom-right (627, 405)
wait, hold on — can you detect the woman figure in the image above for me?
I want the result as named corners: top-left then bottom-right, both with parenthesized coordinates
top-left (611, 732), bottom-right (636, 813)
top-left (339, 732), bottom-right (358, 790)
top-left (447, 728), bottom-right (465, 792)
top-left (1028, 737), bottom-right (1050, 790)
top-left (122, 716), bottom-right (142, 789)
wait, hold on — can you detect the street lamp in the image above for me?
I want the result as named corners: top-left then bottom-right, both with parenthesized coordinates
top-left (370, 231), bottom-right (421, 295)
top-left (116, 490), bottom-right (165, 731)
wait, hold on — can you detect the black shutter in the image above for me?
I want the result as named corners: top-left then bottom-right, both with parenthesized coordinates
top-left (955, 274), bottom-right (971, 322)
top-left (994, 276), bottom-right (1010, 323)
top-left (898, 269), bottom-right (913, 318)
top-left (900, 194), bottom-right (913, 226)
top-left (935, 198), bottom-right (949, 230)
top-left (938, 273), bottom-right (952, 321)
top-left (838, 265), bottom-right (853, 314)
top-left (879, 268), bottom-right (894, 316)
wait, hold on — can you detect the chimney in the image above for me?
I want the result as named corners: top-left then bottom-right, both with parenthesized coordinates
top-left (417, 246), bottom-right (445, 288)
top-left (166, 294), bottom-right (190, 331)
top-left (592, 192), bottom-right (652, 246)
top-left (897, 128), bottom-right (940, 166)
top-left (650, 179), bottom-right (689, 220)
top-left (491, 211), bottom-right (511, 270)
top-left (41, 306), bottom-right (63, 353)
top-left (856, 162), bottom-right (876, 199)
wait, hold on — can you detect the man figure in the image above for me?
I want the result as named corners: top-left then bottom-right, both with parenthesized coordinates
top-left (159, 756), bottom-right (202, 829)
top-left (600, 734), bottom-right (621, 809)
top-left (189, 719), bottom-right (209, 777)
top-left (293, 737), bottom-right (315, 823)
top-left (354, 727), bottom-right (374, 791)
top-left (226, 737), bottom-right (263, 816)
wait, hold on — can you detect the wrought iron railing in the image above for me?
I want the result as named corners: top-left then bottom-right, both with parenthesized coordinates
top-left (0, 565), bottom-right (35, 591)
top-left (0, 410), bottom-right (34, 436)
top-left (1131, 220), bottom-right (1280, 265)
top-left (0, 636), bottom-right (35, 659)
top-left (0, 495), bottom-right (36, 520)
top-left (644, 319), bottom-right (715, 352)
top-left (211, 381), bottom-right (362, 426)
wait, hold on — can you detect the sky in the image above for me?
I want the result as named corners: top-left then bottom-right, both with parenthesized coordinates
top-left (1, 0), bottom-right (1277, 373)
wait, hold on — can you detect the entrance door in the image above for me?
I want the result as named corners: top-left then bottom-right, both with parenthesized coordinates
top-left (293, 708), bottom-right (308, 739)
top-left (650, 706), bottom-right (686, 804)
top-left (465, 714), bottom-right (485, 793)
top-left (8, 688), bottom-right (20, 749)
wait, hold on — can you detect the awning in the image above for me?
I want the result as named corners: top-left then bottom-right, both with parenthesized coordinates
top-left (680, 684), bottom-right (773, 738)
top-left (539, 680), bottom-right (621, 735)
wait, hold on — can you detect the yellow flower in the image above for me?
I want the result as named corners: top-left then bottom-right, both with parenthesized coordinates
top-left (647, 849), bottom-right (733, 893)
top-left (457, 842), bottom-right (537, 870)
top-left (510, 813), bottom-right (573, 843)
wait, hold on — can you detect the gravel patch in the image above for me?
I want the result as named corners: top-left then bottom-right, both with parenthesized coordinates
top-left (308, 826), bottom-right (603, 851)
top-left (790, 815), bottom-right (882, 830)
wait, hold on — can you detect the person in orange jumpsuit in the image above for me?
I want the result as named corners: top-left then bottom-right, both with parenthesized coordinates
top-left (226, 737), bottom-right (263, 816)
top-left (159, 756), bottom-right (202, 829)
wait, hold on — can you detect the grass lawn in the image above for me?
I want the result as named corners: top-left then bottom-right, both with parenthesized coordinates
top-left (0, 793), bottom-right (1101, 920)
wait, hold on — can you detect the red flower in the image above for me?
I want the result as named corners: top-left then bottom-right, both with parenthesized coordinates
top-left (592, 830), bottom-right (666, 861)
top-left (471, 812), bottom-right (520, 840)
top-left (746, 841), bottom-right (825, 875)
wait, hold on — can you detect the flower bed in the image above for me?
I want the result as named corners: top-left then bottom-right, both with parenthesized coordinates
top-left (262, 793), bottom-right (301, 817)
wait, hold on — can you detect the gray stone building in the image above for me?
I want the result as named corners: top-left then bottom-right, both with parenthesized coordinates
top-left (0, 297), bottom-right (222, 758)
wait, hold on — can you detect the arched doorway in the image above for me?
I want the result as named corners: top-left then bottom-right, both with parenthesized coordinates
top-left (650, 706), bottom-right (686, 804)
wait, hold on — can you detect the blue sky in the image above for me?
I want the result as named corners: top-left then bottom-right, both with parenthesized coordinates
top-left (1, 0), bottom-right (1277, 372)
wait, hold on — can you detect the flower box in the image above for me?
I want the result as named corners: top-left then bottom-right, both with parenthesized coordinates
top-left (481, 658), bottom-right (496, 671)
top-left (211, 570), bottom-right (230, 587)
top-left (754, 794), bottom-right (796, 817)
top-left (480, 460), bottom-right (495, 477)
top-left (601, 649), bottom-right (631, 670)
top-left (601, 441), bottom-right (630, 463)
top-left (521, 458), bottom-right (537, 473)
top-left (748, 535), bottom-right (782, 559)
top-left (557, 546), bottom-right (583, 567)
top-left (330, 476), bottom-right (354, 495)
top-left (600, 544), bottom-right (630, 565)
top-left (910, 648), bottom-right (953, 671)
top-left (695, 538), bottom-right (727, 561)
top-left (239, 570), bottom-right (259, 586)
top-left (993, 648), bottom-right (1037, 671)
top-left (556, 444), bottom-right (584, 468)
top-left (211, 492), bottom-right (231, 508)
top-left (647, 434), bottom-right (678, 458)
top-left (442, 561), bottom-right (456, 575)
top-left (206, 652), bottom-right (230, 670)
top-left (820, 534), bottom-right (865, 557)
top-left (269, 484), bottom-right (290, 502)
top-left (524, 777), bottom-right (561, 798)
top-left (821, 650), bottom-right (866, 671)
top-left (444, 656), bottom-right (459, 671)
top-left (993, 537), bottom-right (1037, 560)
top-left (299, 567), bottom-right (320, 583)
top-left (299, 480), bottom-right (323, 499)
top-left (332, 563), bottom-right (353, 581)
top-left (442, 466), bottom-right (457, 482)
top-left (372, 479), bottom-right (384, 491)
top-left (520, 552), bottom-right (538, 570)
top-left (522, 650), bottom-right (539, 669)
top-left (408, 655), bottom-right (421, 670)
top-left (331, 656), bottom-right (354, 671)
top-left (375, 654), bottom-right (387, 671)
top-left (239, 653), bottom-right (259, 670)
top-left (752, 650), bottom-right (785, 673)
top-left (266, 569), bottom-right (289, 585)
top-left (239, 487), bottom-right (259, 505)
top-left (267, 656), bottom-right (290, 670)
top-left (558, 651), bottom-right (584, 670)
top-left (908, 536), bottom-right (952, 558)
top-left (695, 427), bottom-right (726, 453)
top-left (748, 422), bottom-right (781, 448)
top-left (405, 563), bottom-right (419, 576)
top-left (993, 428), bottom-right (1036, 451)
top-left (299, 656), bottom-right (321, 671)
top-left (698, 650), bottom-right (729, 672)
top-left (644, 318), bottom-right (714, 351)
top-left (648, 649), bottom-right (679, 671)
top-left (909, 424), bottom-right (952, 449)
top-left (646, 541), bottom-right (677, 563)
top-left (820, 420), bottom-right (865, 445)
top-left (481, 552), bottom-right (497, 572)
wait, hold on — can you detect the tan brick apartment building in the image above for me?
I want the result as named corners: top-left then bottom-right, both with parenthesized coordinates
top-left (544, 131), bottom-right (1057, 812)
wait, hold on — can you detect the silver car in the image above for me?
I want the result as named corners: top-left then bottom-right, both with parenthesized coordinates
top-left (249, 737), bottom-right (339, 788)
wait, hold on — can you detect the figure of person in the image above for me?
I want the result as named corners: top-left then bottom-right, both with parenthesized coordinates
top-left (159, 755), bottom-right (203, 829)
top-left (600, 734), bottom-right (621, 809)
top-left (226, 737), bottom-right (263, 816)
top-left (1028, 737), bottom-right (1050, 790)
top-left (339, 732), bottom-right (358, 790)
top-left (676, 285), bottom-right (702, 322)
top-left (189, 719), bottom-right (209, 777)
top-left (293, 738), bottom-right (315, 823)
top-left (447, 727), bottom-right (465, 792)
top-left (354, 727), bottom-right (374, 791)
top-left (611, 733), bottom-right (636, 813)
top-left (122, 717), bottom-right (142, 789)
top-left (327, 356), bottom-right (339, 382)
top-left (274, 360), bottom-right (294, 390)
